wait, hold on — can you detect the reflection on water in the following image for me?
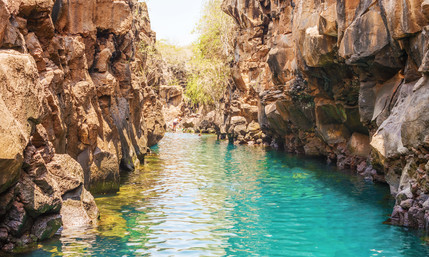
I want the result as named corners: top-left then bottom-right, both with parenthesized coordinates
top-left (19, 133), bottom-right (429, 256)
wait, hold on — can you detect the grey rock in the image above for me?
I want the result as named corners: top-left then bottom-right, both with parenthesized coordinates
top-left (400, 199), bottom-right (414, 209)
top-left (2, 201), bottom-right (29, 237)
top-left (31, 214), bottom-right (62, 241)
top-left (397, 188), bottom-right (413, 202)
top-left (234, 124), bottom-right (247, 136)
top-left (230, 116), bottom-right (247, 126)
top-left (423, 198), bottom-right (429, 210)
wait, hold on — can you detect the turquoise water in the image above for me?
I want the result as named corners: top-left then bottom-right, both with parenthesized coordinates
top-left (19, 133), bottom-right (429, 256)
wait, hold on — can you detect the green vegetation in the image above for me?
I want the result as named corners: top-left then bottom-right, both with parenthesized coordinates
top-left (138, 0), bottom-right (236, 106)
top-left (156, 40), bottom-right (193, 66)
top-left (138, 40), bottom-right (191, 89)
top-left (186, 0), bottom-right (236, 106)
top-left (137, 42), bottom-right (162, 88)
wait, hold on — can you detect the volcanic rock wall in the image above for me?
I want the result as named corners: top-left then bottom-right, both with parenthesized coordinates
top-left (0, 0), bottom-right (165, 251)
top-left (222, 0), bottom-right (429, 230)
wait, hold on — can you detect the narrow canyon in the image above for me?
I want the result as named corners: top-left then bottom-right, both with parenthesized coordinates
top-left (1, 0), bottom-right (429, 254)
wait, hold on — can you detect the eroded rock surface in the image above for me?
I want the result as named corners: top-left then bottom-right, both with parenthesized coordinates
top-left (0, 0), bottom-right (165, 251)
top-left (221, 0), bottom-right (429, 230)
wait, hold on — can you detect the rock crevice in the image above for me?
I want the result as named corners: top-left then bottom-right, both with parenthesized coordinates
top-left (0, 0), bottom-right (165, 251)
top-left (221, 0), bottom-right (429, 230)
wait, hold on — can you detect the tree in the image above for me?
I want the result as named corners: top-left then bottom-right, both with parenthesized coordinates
top-left (185, 0), bottom-right (236, 106)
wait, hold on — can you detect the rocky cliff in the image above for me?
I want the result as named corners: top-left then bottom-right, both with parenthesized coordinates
top-left (0, 0), bottom-right (165, 251)
top-left (221, 0), bottom-right (429, 230)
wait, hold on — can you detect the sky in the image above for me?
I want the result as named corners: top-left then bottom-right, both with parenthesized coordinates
top-left (142, 0), bottom-right (205, 46)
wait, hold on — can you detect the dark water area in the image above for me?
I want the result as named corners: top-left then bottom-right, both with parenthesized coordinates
top-left (18, 133), bottom-right (429, 256)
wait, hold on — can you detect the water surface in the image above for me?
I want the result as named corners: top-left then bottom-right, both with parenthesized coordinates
top-left (20, 133), bottom-right (429, 256)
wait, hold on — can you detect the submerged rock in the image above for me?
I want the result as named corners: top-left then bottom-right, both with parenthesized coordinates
top-left (61, 187), bottom-right (99, 229)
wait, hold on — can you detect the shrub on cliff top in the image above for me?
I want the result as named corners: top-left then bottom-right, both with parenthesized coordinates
top-left (185, 0), bottom-right (236, 106)
top-left (137, 0), bottom-right (236, 106)
top-left (138, 40), bottom-right (191, 89)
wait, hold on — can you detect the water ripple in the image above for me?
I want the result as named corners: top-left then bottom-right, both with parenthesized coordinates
top-left (19, 133), bottom-right (429, 257)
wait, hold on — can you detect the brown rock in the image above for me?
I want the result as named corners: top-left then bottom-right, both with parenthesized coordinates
top-left (0, 0), bottom-right (165, 248)
top-left (422, 0), bottom-right (429, 18)
top-left (55, 0), bottom-right (96, 34)
top-left (61, 189), bottom-right (98, 229)
top-left (348, 133), bottom-right (371, 157)
top-left (18, 175), bottom-right (61, 218)
top-left (234, 124), bottom-right (247, 136)
top-left (0, 186), bottom-right (16, 217)
top-left (0, 1), bottom-right (9, 47)
top-left (94, 48), bottom-right (112, 73)
top-left (88, 148), bottom-right (120, 194)
top-left (231, 116), bottom-right (247, 126)
top-left (339, 5), bottom-right (389, 62)
top-left (247, 121), bottom-right (261, 135)
top-left (2, 201), bottom-right (29, 237)
top-left (94, 0), bottom-right (132, 35)
top-left (302, 26), bottom-right (336, 67)
top-left (91, 72), bottom-right (119, 97)
top-left (46, 154), bottom-right (84, 195)
top-left (0, 51), bottom-right (44, 194)
top-left (219, 0), bottom-right (429, 233)
top-left (382, 0), bottom-right (428, 39)
top-left (400, 199), bottom-right (414, 209)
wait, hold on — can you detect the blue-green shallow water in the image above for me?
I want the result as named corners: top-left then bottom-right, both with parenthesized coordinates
top-left (17, 133), bottom-right (429, 256)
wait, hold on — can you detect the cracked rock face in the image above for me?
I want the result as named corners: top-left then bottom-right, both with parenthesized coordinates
top-left (221, 0), bottom-right (429, 230)
top-left (0, 0), bottom-right (165, 251)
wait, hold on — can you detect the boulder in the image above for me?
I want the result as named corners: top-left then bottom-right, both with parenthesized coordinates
top-left (91, 72), bottom-right (119, 97)
top-left (382, 0), bottom-right (428, 39)
top-left (46, 154), bottom-right (84, 195)
top-left (247, 121), bottom-right (261, 135)
top-left (348, 133), bottom-right (371, 157)
top-left (0, 51), bottom-right (43, 194)
top-left (61, 187), bottom-right (99, 229)
top-left (231, 116), bottom-right (247, 126)
top-left (234, 124), bottom-right (247, 136)
top-left (88, 148), bottom-right (120, 194)
top-left (94, 0), bottom-right (133, 35)
top-left (339, 5), bottom-right (389, 62)
top-left (241, 104), bottom-right (259, 122)
top-left (423, 0), bottom-right (429, 19)
top-left (265, 102), bottom-right (289, 136)
top-left (402, 79), bottom-right (429, 149)
top-left (400, 199), bottom-right (414, 209)
top-left (159, 85), bottom-right (183, 107)
top-left (370, 80), bottom-right (425, 162)
top-left (18, 175), bottom-right (61, 218)
top-left (267, 35), bottom-right (296, 85)
top-left (302, 25), bottom-right (336, 67)
top-left (31, 214), bottom-right (62, 241)
top-left (182, 118), bottom-right (196, 129)
top-left (1, 201), bottom-right (28, 237)
top-left (54, 0), bottom-right (97, 34)
top-left (0, 186), bottom-right (16, 217)
top-left (304, 137), bottom-right (326, 156)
